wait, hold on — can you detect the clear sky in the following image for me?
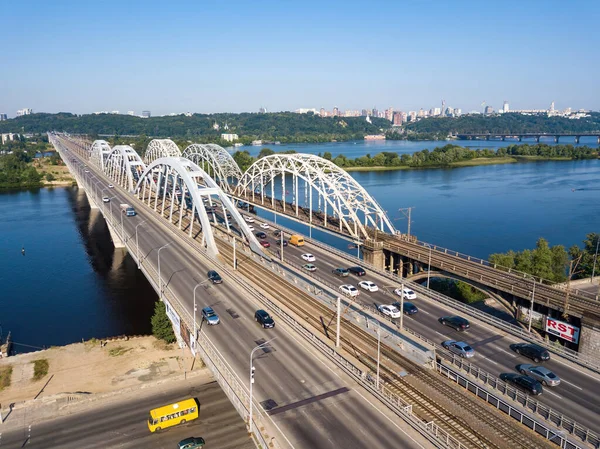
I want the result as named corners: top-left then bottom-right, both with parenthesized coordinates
top-left (1, 0), bottom-right (599, 117)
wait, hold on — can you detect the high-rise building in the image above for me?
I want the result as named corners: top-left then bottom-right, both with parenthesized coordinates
top-left (127, 111), bottom-right (135, 116)
top-left (332, 107), bottom-right (339, 116)
top-left (417, 109), bottom-right (425, 118)
top-left (433, 107), bottom-right (441, 116)
top-left (453, 108), bottom-right (462, 116)
top-left (484, 105), bottom-right (494, 115)
top-left (401, 111), bottom-right (408, 122)
top-left (385, 107), bottom-right (394, 122)
top-left (503, 101), bottom-right (509, 113)
top-left (16, 108), bottom-right (33, 116)
top-left (409, 111), bottom-right (417, 121)
top-left (221, 133), bottom-right (239, 142)
top-left (142, 110), bottom-right (151, 118)
top-left (319, 107), bottom-right (326, 116)
top-left (361, 109), bottom-right (369, 116)
top-left (549, 101), bottom-right (555, 113)
top-left (371, 108), bottom-right (378, 118)
top-left (392, 111), bottom-right (404, 126)
top-left (0, 113), bottom-right (7, 121)
top-left (258, 107), bottom-right (267, 113)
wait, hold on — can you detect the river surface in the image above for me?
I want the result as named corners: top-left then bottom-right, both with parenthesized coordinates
top-left (1, 154), bottom-right (599, 350)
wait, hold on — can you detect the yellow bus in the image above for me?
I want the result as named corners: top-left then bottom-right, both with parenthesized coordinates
top-left (148, 398), bottom-right (199, 432)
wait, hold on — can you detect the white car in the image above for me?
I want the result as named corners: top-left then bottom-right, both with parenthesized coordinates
top-left (108, 184), bottom-right (114, 189)
top-left (301, 253), bottom-right (316, 262)
top-left (244, 216), bottom-right (255, 223)
top-left (102, 196), bottom-right (110, 203)
top-left (339, 284), bottom-right (360, 297)
top-left (358, 280), bottom-right (378, 292)
top-left (247, 225), bottom-right (255, 231)
top-left (259, 223), bottom-right (270, 229)
top-left (378, 304), bottom-right (401, 319)
top-left (394, 287), bottom-right (417, 300)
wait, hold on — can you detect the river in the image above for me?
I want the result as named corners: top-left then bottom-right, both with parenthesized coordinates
top-left (1, 153), bottom-right (598, 351)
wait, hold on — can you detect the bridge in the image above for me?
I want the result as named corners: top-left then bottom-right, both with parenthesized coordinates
top-left (47, 133), bottom-right (600, 449)
top-left (455, 132), bottom-right (600, 144)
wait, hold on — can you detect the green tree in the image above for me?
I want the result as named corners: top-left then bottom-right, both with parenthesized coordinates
top-left (257, 148), bottom-right (275, 159)
top-left (489, 250), bottom-right (516, 269)
top-left (45, 172), bottom-right (55, 182)
top-left (531, 238), bottom-right (554, 280)
top-left (232, 150), bottom-right (255, 172)
top-left (569, 233), bottom-right (600, 279)
top-left (151, 301), bottom-right (176, 343)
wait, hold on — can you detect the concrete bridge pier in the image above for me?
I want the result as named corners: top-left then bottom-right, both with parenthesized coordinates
top-left (518, 136), bottom-right (523, 142)
top-left (554, 136), bottom-right (560, 143)
top-left (362, 239), bottom-right (384, 270)
top-left (535, 136), bottom-right (540, 143)
top-left (105, 218), bottom-right (126, 248)
top-left (575, 136), bottom-right (581, 144)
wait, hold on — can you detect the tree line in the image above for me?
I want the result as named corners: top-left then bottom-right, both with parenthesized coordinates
top-left (0, 135), bottom-right (52, 188)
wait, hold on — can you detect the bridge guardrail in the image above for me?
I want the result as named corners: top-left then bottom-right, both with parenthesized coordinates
top-left (256, 216), bottom-right (600, 374)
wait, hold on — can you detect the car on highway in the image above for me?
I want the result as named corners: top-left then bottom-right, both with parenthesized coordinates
top-left (393, 301), bottom-right (418, 315)
top-left (276, 239), bottom-right (288, 247)
top-left (516, 364), bottom-right (561, 386)
top-left (347, 266), bottom-right (366, 276)
top-left (510, 343), bottom-right (550, 363)
top-left (358, 280), bottom-right (378, 292)
top-left (302, 263), bottom-right (317, 272)
top-left (207, 270), bottom-right (223, 284)
top-left (439, 315), bottom-right (470, 331)
top-left (499, 373), bottom-right (543, 395)
top-left (260, 240), bottom-right (271, 248)
top-left (273, 229), bottom-right (281, 237)
top-left (442, 340), bottom-right (475, 358)
top-left (102, 196), bottom-right (110, 203)
top-left (178, 437), bottom-right (206, 449)
top-left (244, 216), bottom-right (255, 223)
top-left (394, 287), bottom-right (417, 300)
top-left (332, 267), bottom-right (350, 277)
top-left (260, 223), bottom-right (270, 229)
top-left (247, 225), bottom-right (255, 231)
top-left (255, 309), bottom-right (275, 328)
top-left (201, 307), bottom-right (220, 325)
top-left (84, 169), bottom-right (90, 173)
top-left (378, 304), bottom-right (401, 319)
top-left (339, 284), bottom-right (360, 297)
top-left (255, 231), bottom-right (267, 239)
top-left (108, 184), bottom-right (114, 188)
top-left (301, 253), bottom-right (316, 262)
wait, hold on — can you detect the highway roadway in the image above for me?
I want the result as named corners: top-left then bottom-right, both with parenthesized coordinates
top-left (244, 214), bottom-right (600, 434)
top-left (57, 141), bottom-right (431, 449)
top-left (0, 377), bottom-right (252, 449)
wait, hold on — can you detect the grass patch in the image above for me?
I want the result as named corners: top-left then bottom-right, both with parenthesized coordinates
top-left (344, 165), bottom-right (411, 172)
top-left (152, 339), bottom-right (174, 351)
top-left (450, 157), bottom-right (518, 167)
top-left (108, 346), bottom-right (132, 357)
top-left (32, 359), bottom-right (49, 381)
top-left (0, 366), bottom-right (12, 391)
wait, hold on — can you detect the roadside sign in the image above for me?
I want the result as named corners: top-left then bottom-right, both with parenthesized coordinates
top-left (545, 317), bottom-right (580, 344)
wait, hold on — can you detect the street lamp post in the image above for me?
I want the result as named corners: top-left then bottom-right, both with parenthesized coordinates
top-left (376, 319), bottom-right (381, 390)
top-left (249, 338), bottom-right (276, 433)
top-left (158, 243), bottom-right (172, 298)
top-left (193, 278), bottom-right (211, 344)
top-left (135, 220), bottom-right (147, 269)
top-left (526, 274), bottom-right (537, 333)
top-left (108, 196), bottom-right (118, 226)
top-left (423, 243), bottom-right (432, 289)
top-left (592, 235), bottom-right (599, 282)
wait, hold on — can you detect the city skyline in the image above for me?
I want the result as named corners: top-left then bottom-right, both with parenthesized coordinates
top-left (1, 0), bottom-right (599, 116)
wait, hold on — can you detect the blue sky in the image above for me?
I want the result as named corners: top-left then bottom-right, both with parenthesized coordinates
top-left (1, 0), bottom-right (599, 116)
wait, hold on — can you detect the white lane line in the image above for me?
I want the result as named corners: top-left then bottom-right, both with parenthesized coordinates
top-left (560, 380), bottom-right (583, 390)
top-left (485, 359), bottom-right (498, 365)
top-left (435, 331), bottom-right (448, 338)
top-left (419, 309), bottom-right (430, 315)
top-left (545, 390), bottom-right (562, 399)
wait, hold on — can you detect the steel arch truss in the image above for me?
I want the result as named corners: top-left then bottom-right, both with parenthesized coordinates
top-left (90, 140), bottom-right (112, 170)
top-left (236, 154), bottom-right (396, 239)
top-left (134, 157), bottom-right (266, 258)
top-left (182, 144), bottom-right (243, 193)
top-left (143, 139), bottom-right (182, 165)
top-left (104, 145), bottom-right (147, 192)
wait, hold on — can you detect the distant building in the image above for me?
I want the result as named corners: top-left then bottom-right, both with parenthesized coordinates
top-left (344, 110), bottom-right (360, 117)
top-left (549, 101), bottom-right (555, 113)
top-left (16, 108), bottom-right (32, 117)
top-left (503, 101), bottom-right (509, 113)
top-left (433, 107), bottom-right (441, 116)
top-left (385, 107), bottom-right (394, 122)
top-left (409, 111), bottom-right (417, 121)
top-left (0, 113), bottom-right (7, 121)
top-left (1, 133), bottom-right (18, 144)
top-left (484, 105), bottom-right (494, 115)
top-left (319, 107), bottom-right (326, 116)
top-left (221, 133), bottom-right (239, 142)
top-left (453, 108), bottom-right (462, 116)
top-left (294, 108), bottom-right (319, 114)
top-left (417, 109), bottom-right (425, 118)
top-left (332, 107), bottom-right (339, 116)
top-left (141, 110), bottom-right (151, 118)
top-left (392, 111), bottom-right (404, 126)
top-left (127, 111), bottom-right (135, 116)
top-left (444, 107), bottom-right (453, 116)
top-left (371, 108), bottom-right (378, 117)
top-left (258, 107), bottom-right (267, 113)
top-left (361, 109), bottom-right (369, 117)
top-left (111, 110), bottom-right (120, 114)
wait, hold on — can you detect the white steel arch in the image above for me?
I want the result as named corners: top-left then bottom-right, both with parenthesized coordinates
top-left (134, 157), bottom-right (267, 258)
top-left (90, 140), bottom-right (112, 170)
top-left (236, 154), bottom-right (396, 239)
top-left (182, 144), bottom-right (243, 192)
top-left (104, 145), bottom-right (147, 192)
top-left (143, 139), bottom-right (182, 165)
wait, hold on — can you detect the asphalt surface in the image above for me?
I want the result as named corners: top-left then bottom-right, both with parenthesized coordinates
top-left (0, 379), bottom-right (253, 449)
top-left (58, 142), bottom-right (430, 449)
top-left (247, 217), bottom-right (600, 433)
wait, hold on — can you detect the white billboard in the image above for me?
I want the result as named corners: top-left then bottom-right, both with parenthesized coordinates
top-left (163, 298), bottom-right (182, 340)
top-left (545, 317), bottom-right (580, 344)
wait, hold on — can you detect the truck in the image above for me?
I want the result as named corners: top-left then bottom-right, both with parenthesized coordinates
top-left (120, 203), bottom-right (136, 217)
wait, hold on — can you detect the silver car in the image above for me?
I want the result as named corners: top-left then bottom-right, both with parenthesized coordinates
top-left (442, 340), bottom-right (475, 358)
top-left (202, 306), bottom-right (220, 325)
top-left (517, 364), bottom-right (561, 386)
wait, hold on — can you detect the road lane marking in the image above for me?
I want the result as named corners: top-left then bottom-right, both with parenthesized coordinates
top-left (545, 390), bottom-right (562, 399)
top-left (435, 331), bottom-right (448, 339)
top-left (485, 359), bottom-right (498, 365)
top-left (560, 380), bottom-right (582, 390)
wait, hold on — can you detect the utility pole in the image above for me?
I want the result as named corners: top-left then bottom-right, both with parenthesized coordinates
top-left (592, 234), bottom-right (599, 282)
top-left (563, 255), bottom-right (582, 318)
top-left (398, 207), bottom-right (413, 239)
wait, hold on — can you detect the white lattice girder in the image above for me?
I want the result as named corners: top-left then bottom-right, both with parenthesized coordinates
top-left (143, 139), bottom-right (182, 165)
top-left (182, 144), bottom-right (243, 192)
top-left (134, 157), bottom-right (267, 258)
top-left (236, 154), bottom-right (396, 239)
top-left (90, 140), bottom-right (112, 170)
top-left (104, 145), bottom-right (147, 192)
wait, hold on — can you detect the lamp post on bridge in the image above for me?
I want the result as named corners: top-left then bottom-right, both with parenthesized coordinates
top-left (157, 242), bottom-right (172, 299)
top-left (249, 337), bottom-right (277, 434)
top-left (108, 196), bottom-right (118, 226)
top-left (193, 278), bottom-right (212, 347)
top-left (135, 220), bottom-right (148, 269)
top-left (423, 243), bottom-right (432, 289)
top-left (524, 274), bottom-right (537, 333)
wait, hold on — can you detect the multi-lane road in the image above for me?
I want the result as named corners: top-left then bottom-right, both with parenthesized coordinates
top-left (57, 141), bottom-right (430, 449)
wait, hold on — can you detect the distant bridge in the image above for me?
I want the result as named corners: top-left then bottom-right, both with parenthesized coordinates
top-left (455, 132), bottom-right (600, 144)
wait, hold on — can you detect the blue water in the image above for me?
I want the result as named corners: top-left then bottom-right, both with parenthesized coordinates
top-left (0, 187), bottom-right (156, 353)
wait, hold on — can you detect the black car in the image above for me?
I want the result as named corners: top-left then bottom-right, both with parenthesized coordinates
top-left (255, 231), bottom-right (267, 239)
top-left (439, 316), bottom-right (470, 331)
top-left (347, 266), bottom-right (366, 276)
top-left (394, 301), bottom-right (418, 315)
top-left (499, 373), bottom-right (543, 396)
top-left (207, 270), bottom-right (223, 284)
top-left (255, 309), bottom-right (275, 328)
top-left (276, 239), bottom-right (288, 247)
top-left (511, 343), bottom-right (550, 363)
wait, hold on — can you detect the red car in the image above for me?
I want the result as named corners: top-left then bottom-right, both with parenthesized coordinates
top-left (260, 240), bottom-right (271, 248)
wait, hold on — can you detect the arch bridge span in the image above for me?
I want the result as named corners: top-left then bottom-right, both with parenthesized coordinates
top-left (182, 143), bottom-right (242, 193)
